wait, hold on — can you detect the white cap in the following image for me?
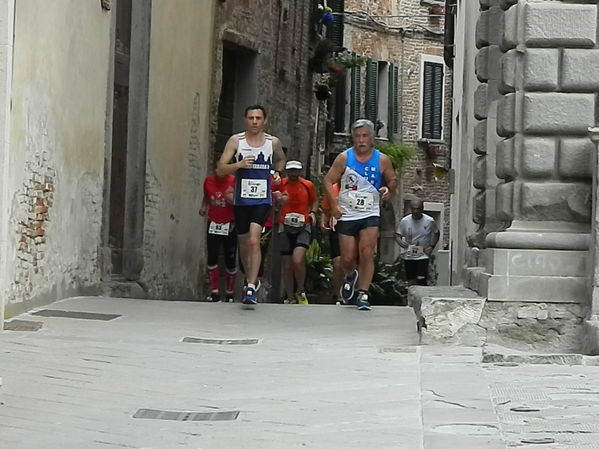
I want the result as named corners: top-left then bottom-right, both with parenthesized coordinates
top-left (285, 160), bottom-right (303, 170)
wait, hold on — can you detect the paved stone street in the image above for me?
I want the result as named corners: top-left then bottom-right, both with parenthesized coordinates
top-left (1, 296), bottom-right (598, 448)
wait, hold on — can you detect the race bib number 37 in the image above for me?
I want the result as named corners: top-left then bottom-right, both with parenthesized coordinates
top-left (240, 178), bottom-right (268, 199)
top-left (349, 191), bottom-right (374, 211)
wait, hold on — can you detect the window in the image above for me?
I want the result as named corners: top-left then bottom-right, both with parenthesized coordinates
top-left (326, 0), bottom-right (345, 51)
top-left (333, 57), bottom-right (399, 138)
top-left (420, 55), bottom-right (445, 141)
top-left (366, 59), bottom-right (400, 139)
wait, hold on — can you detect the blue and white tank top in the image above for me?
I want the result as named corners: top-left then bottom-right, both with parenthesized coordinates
top-left (338, 148), bottom-right (382, 221)
top-left (233, 132), bottom-right (274, 206)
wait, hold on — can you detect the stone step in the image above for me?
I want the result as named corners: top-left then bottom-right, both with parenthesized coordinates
top-left (487, 274), bottom-right (586, 303)
top-left (483, 248), bottom-right (587, 277)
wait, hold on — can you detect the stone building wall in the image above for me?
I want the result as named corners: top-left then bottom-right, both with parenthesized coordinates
top-left (210, 0), bottom-right (317, 166)
top-left (336, 0), bottom-right (453, 247)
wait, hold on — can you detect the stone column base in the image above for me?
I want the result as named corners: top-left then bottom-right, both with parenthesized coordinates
top-left (468, 248), bottom-right (588, 302)
top-left (409, 286), bottom-right (587, 352)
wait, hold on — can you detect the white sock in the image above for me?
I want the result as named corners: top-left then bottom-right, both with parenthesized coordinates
top-left (247, 283), bottom-right (256, 290)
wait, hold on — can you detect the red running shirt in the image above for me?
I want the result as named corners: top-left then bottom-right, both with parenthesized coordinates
top-left (203, 175), bottom-right (235, 223)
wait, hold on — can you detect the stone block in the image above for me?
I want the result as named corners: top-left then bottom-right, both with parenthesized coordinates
top-left (476, 10), bottom-right (490, 49)
top-left (473, 191), bottom-right (486, 225)
top-left (520, 137), bottom-right (556, 178)
top-left (520, 182), bottom-right (591, 222)
top-left (473, 156), bottom-right (487, 190)
top-left (474, 84), bottom-right (488, 120)
top-left (500, 3), bottom-right (518, 51)
top-left (524, 3), bottom-right (597, 48)
top-left (496, 93), bottom-right (515, 137)
top-left (487, 274), bottom-right (587, 303)
top-left (499, 49), bottom-right (517, 93)
top-left (559, 137), bottom-right (593, 179)
top-left (473, 120), bottom-right (487, 154)
top-left (475, 47), bottom-right (489, 81)
top-left (483, 248), bottom-right (587, 277)
top-left (487, 7), bottom-right (505, 46)
top-left (408, 286), bottom-right (486, 346)
top-left (499, 0), bottom-right (517, 10)
top-left (522, 93), bottom-right (595, 134)
top-left (496, 181), bottom-right (513, 220)
top-left (561, 49), bottom-right (599, 91)
top-left (496, 137), bottom-right (514, 179)
top-left (487, 45), bottom-right (503, 82)
top-left (524, 49), bottom-right (559, 91)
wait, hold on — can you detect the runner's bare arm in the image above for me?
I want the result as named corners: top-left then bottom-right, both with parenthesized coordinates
top-left (216, 135), bottom-right (252, 176)
top-left (272, 138), bottom-right (286, 180)
top-left (380, 154), bottom-right (397, 200)
top-left (323, 153), bottom-right (346, 218)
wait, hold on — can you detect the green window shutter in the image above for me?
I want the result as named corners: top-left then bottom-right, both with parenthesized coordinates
top-left (334, 72), bottom-right (347, 132)
top-left (326, 0), bottom-right (344, 51)
top-left (365, 59), bottom-right (378, 123)
top-left (350, 64), bottom-right (361, 126)
top-left (422, 61), bottom-right (444, 140)
top-left (388, 63), bottom-right (399, 138)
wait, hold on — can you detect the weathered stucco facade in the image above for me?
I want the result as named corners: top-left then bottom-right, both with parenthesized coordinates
top-left (0, 0), bottom-right (217, 325)
top-left (445, 0), bottom-right (599, 351)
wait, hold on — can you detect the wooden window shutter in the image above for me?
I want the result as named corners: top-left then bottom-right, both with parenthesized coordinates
top-left (350, 64), bottom-right (361, 126)
top-left (326, 0), bottom-right (345, 51)
top-left (334, 72), bottom-right (347, 132)
top-left (365, 59), bottom-right (378, 123)
top-left (388, 63), bottom-right (399, 138)
top-left (422, 61), bottom-right (444, 140)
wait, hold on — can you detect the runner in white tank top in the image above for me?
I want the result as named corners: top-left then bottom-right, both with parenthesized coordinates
top-left (323, 119), bottom-right (397, 311)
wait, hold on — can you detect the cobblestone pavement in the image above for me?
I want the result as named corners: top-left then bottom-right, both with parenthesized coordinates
top-left (1, 296), bottom-right (598, 449)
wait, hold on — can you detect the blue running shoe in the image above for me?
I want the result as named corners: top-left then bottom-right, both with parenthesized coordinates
top-left (242, 281), bottom-right (261, 305)
top-left (339, 269), bottom-right (358, 303)
top-left (356, 291), bottom-right (371, 311)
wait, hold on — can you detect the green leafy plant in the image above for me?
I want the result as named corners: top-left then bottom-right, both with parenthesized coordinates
top-left (369, 256), bottom-right (409, 306)
top-left (377, 142), bottom-right (415, 173)
top-left (305, 239), bottom-right (332, 294)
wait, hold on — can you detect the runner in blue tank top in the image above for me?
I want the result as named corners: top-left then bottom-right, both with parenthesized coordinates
top-left (323, 119), bottom-right (397, 310)
top-left (216, 105), bottom-right (286, 305)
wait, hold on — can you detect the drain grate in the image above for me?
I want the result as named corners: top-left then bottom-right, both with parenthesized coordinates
top-left (181, 337), bottom-right (259, 345)
top-left (31, 310), bottom-right (121, 321)
top-left (3, 319), bottom-right (43, 331)
top-left (378, 346), bottom-right (418, 353)
top-left (133, 408), bottom-right (239, 421)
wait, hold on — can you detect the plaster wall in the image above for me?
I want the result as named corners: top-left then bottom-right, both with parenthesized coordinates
top-left (3, 1), bottom-right (112, 317)
top-left (142, 0), bottom-right (216, 299)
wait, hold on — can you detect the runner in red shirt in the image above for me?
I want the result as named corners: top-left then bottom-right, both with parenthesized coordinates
top-left (278, 160), bottom-right (318, 304)
top-left (200, 173), bottom-right (236, 302)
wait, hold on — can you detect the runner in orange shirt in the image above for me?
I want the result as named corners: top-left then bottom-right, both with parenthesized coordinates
top-left (278, 160), bottom-right (318, 304)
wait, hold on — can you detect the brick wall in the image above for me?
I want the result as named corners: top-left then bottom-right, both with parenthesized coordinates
top-left (211, 0), bottom-right (317, 166)
top-left (331, 0), bottom-right (453, 246)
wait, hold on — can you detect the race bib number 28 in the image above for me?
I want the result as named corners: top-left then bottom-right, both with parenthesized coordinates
top-left (240, 178), bottom-right (268, 199)
top-left (349, 191), bottom-right (374, 211)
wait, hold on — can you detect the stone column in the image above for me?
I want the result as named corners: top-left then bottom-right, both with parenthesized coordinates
top-left (478, 1), bottom-right (597, 303)
top-left (0, 0), bottom-right (15, 330)
top-left (589, 127), bottom-right (599, 319)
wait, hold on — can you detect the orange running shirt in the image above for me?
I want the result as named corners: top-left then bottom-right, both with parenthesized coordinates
top-left (278, 177), bottom-right (317, 225)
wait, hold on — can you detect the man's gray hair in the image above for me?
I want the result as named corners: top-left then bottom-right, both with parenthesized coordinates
top-left (351, 119), bottom-right (375, 136)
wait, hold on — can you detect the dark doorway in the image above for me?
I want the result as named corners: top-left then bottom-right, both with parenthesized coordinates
top-left (214, 44), bottom-right (257, 164)
top-left (108, 0), bottom-right (132, 276)
top-left (105, 0), bottom-right (151, 281)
